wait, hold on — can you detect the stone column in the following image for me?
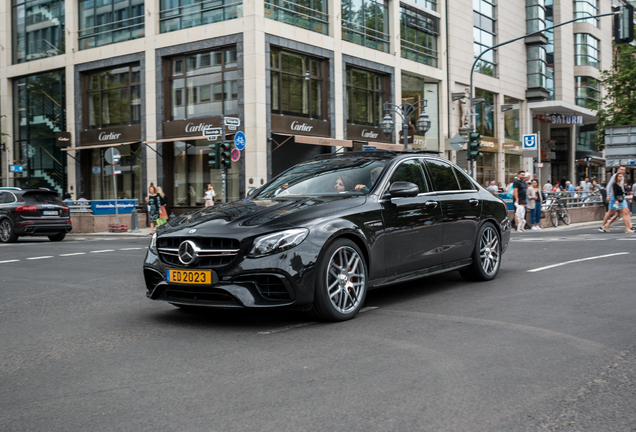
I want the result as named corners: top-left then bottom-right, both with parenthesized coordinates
top-left (144, 0), bottom-right (159, 188)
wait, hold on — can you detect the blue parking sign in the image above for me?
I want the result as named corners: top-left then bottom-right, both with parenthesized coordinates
top-left (522, 134), bottom-right (538, 150)
top-left (9, 165), bottom-right (24, 173)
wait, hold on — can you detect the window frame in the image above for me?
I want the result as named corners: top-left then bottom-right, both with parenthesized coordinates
top-left (345, 66), bottom-right (389, 127)
top-left (473, 0), bottom-right (497, 77)
top-left (574, 33), bottom-right (599, 68)
top-left (575, 76), bottom-right (599, 109)
top-left (264, 0), bottom-right (328, 35)
top-left (78, 0), bottom-right (145, 50)
top-left (399, 3), bottom-right (439, 67)
top-left (159, 0), bottom-right (243, 34)
top-left (574, 0), bottom-right (598, 27)
top-left (341, 0), bottom-right (390, 53)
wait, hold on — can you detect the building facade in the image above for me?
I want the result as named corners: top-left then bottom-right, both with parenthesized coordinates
top-left (0, 0), bottom-right (616, 212)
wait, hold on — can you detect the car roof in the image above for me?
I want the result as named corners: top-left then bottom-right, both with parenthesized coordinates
top-left (0, 187), bottom-right (53, 193)
top-left (314, 150), bottom-right (442, 161)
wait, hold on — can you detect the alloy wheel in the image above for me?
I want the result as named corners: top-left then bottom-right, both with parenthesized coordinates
top-left (479, 226), bottom-right (500, 276)
top-left (0, 220), bottom-right (11, 242)
top-left (326, 246), bottom-right (366, 314)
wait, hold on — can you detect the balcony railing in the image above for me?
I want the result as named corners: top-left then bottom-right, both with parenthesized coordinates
top-left (342, 19), bottom-right (389, 52)
top-left (264, 0), bottom-right (328, 35)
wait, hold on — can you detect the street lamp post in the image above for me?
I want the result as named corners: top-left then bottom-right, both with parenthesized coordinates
top-left (380, 99), bottom-right (431, 150)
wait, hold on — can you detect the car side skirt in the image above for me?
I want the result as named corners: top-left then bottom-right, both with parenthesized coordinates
top-left (369, 258), bottom-right (473, 289)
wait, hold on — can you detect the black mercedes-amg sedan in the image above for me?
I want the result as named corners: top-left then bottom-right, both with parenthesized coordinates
top-left (143, 151), bottom-right (511, 321)
top-left (0, 187), bottom-right (72, 243)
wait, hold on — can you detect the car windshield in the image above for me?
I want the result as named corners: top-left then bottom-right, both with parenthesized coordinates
top-left (22, 192), bottom-right (62, 205)
top-left (256, 158), bottom-right (388, 199)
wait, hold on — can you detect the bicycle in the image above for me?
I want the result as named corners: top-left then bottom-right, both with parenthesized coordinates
top-left (547, 196), bottom-right (570, 227)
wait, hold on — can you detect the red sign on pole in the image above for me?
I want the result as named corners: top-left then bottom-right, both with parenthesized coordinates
top-left (231, 148), bottom-right (240, 162)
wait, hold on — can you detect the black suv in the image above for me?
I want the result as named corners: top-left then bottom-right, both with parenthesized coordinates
top-left (143, 151), bottom-right (511, 321)
top-left (0, 188), bottom-right (72, 243)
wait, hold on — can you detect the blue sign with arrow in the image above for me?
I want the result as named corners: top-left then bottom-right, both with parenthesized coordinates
top-left (9, 165), bottom-right (24, 173)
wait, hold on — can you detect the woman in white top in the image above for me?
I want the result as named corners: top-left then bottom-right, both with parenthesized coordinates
top-left (204, 184), bottom-right (216, 207)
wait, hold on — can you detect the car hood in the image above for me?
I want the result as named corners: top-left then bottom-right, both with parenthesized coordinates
top-left (161, 195), bottom-right (366, 236)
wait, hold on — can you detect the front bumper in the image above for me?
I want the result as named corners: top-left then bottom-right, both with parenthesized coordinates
top-left (143, 244), bottom-right (319, 309)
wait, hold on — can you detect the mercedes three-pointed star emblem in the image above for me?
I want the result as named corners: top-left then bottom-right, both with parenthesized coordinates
top-left (178, 240), bottom-right (197, 265)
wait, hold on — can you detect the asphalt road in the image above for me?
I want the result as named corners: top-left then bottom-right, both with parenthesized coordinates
top-left (1, 228), bottom-right (635, 432)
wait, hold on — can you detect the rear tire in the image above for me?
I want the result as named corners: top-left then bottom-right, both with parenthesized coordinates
top-left (561, 210), bottom-right (571, 225)
top-left (310, 238), bottom-right (367, 322)
top-left (48, 232), bottom-right (66, 242)
top-left (460, 222), bottom-right (501, 282)
top-left (0, 219), bottom-right (18, 243)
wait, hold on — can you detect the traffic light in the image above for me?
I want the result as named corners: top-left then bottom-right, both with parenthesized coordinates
top-left (467, 131), bottom-right (482, 161)
top-left (208, 143), bottom-right (220, 169)
top-left (220, 141), bottom-right (232, 168)
top-left (614, 4), bottom-right (634, 44)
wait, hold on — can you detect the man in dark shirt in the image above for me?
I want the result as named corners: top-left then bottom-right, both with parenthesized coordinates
top-left (512, 170), bottom-right (528, 232)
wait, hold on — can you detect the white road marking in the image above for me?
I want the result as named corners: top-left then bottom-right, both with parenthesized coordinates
top-left (258, 322), bottom-right (316, 335)
top-left (26, 256), bottom-right (54, 260)
top-left (528, 252), bottom-right (630, 273)
top-left (60, 252), bottom-right (86, 256)
top-left (0, 259), bottom-right (20, 264)
top-left (119, 247), bottom-right (144, 250)
top-left (90, 249), bottom-right (115, 253)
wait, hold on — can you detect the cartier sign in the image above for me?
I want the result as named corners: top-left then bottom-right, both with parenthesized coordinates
top-left (163, 116), bottom-right (240, 139)
top-left (271, 115), bottom-right (330, 137)
top-left (80, 125), bottom-right (141, 146)
top-left (347, 124), bottom-right (392, 143)
top-left (55, 131), bottom-right (71, 148)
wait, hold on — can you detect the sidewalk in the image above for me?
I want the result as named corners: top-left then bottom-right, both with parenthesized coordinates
top-left (69, 226), bottom-right (152, 237)
top-left (515, 215), bottom-right (636, 233)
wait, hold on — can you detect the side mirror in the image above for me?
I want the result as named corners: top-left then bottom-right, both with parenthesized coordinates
top-left (388, 181), bottom-right (419, 198)
top-left (246, 187), bottom-right (259, 198)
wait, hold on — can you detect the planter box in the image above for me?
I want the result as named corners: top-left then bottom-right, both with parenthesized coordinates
top-left (508, 205), bottom-right (605, 228)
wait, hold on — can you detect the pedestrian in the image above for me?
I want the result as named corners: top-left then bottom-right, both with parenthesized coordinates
top-left (512, 170), bottom-right (528, 232)
top-left (543, 179), bottom-right (553, 193)
top-left (145, 185), bottom-right (161, 235)
top-left (497, 182), bottom-right (504, 193)
top-left (605, 173), bottom-right (635, 234)
top-left (486, 180), bottom-right (499, 194)
top-left (599, 165), bottom-right (626, 232)
top-left (579, 177), bottom-right (591, 199)
top-left (204, 184), bottom-right (216, 207)
top-left (528, 179), bottom-right (543, 230)
top-left (156, 186), bottom-right (168, 225)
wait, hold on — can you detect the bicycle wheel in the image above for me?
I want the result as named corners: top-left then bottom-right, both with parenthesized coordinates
top-left (560, 208), bottom-right (570, 225)
top-left (551, 210), bottom-right (559, 227)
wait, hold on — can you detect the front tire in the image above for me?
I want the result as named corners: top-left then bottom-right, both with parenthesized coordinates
top-left (550, 210), bottom-right (559, 227)
top-left (0, 219), bottom-right (18, 243)
top-left (310, 239), bottom-right (368, 322)
top-left (460, 222), bottom-right (501, 282)
top-left (48, 232), bottom-right (66, 242)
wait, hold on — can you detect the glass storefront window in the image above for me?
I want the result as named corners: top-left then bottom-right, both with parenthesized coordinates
top-left (474, 0), bottom-right (496, 77)
top-left (575, 76), bottom-right (599, 109)
top-left (264, 0), bottom-right (327, 34)
top-left (171, 139), bottom-right (239, 206)
top-left (342, 0), bottom-right (390, 53)
top-left (85, 65), bottom-right (141, 129)
top-left (474, 88), bottom-right (495, 138)
top-left (505, 154), bottom-right (522, 184)
top-left (574, 33), bottom-right (599, 68)
top-left (400, 4), bottom-right (439, 67)
top-left (160, 0), bottom-right (242, 33)
top-left (270, 49), bottom-right (325, 119)
top-left (78, 0), bottom-right (144, 50)
top-left (503, 97), bottom-right (520, 141)
top-left (12, 0), bottom-right (65, 64)
top-left (476, 152), bottom-right (497, 187)
top-left (89, 144), bottom-right (142, 200)
top-left (402, 74), bottom-right (439, 151)
top-left (346, 67), bottom-right (386, 126)
top-left (169, 48), bottom-right (239, 121)
top-left (13, 70), bottom-right (66, 195)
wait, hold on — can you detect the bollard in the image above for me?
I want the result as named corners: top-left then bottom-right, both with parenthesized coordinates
top-left (129, 207), bottom-right (141, 233)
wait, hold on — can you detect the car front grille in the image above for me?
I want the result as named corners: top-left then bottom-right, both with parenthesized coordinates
top-left (157, 236), bottom-right (241, 268)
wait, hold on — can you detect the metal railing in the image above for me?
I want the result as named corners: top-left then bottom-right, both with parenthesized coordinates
top-left (542, 190), bottom-right (603, 209)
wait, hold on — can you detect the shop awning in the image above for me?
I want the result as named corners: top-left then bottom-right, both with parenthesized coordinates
top-left (576, 157), bottom-right (606, 167)
top-left (364, 142), bottom-right (408, 151)
top-left (143, 136), bottom-right (206, 144)
top-left (273, 134), bottom-right (353, 148)
top-left (61, 141), bottom-right (141, 151)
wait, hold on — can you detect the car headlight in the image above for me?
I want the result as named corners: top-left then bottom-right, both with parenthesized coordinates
top-left (248, 228), bottom-right (309, 258)
top-left (149, 232), bottom-right (157, 254)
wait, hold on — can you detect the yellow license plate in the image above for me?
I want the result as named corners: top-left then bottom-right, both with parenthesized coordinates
top-left (167, 269), bottom-right (212, 285)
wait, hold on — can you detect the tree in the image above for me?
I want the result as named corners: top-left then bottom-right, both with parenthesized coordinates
top-left (594, 32), bottom-right (636, 150)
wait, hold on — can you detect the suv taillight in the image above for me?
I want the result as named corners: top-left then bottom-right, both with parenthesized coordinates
top-left (16, 205), bottom-right (37, 212)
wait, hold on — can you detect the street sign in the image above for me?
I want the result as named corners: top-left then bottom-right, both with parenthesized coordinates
top-left (104, 164), bottom-right (122, 176)
top-left (231, 148), bottom-right (241, 162)
top-left (204, 127), bottom-right (222, 136)
top-left (522, 134), bottom-right (538, 150)
top-left (234, 131), bottom-right (246, 150)
top-left (224, 117), bottom-right (241, 127)
top-left (104, 148), bottom-right (121, 165)
top-left (9, 165), bottom-right (23, 173)
top-left (449, 134), bottom-right (466, 152)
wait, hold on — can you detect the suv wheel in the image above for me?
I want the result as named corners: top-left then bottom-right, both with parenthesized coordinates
top-left (48, 232), bottom-right (66, 242)
top-left (0, 219), bottom-right (18, 243)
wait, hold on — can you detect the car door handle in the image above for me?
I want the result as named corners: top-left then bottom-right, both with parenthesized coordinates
top-left (469, 198), bottom-right (480, 206)
top-left (425, 200), bottom-right (439, 208)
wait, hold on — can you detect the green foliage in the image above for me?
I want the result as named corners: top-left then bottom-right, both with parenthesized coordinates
top-left (595, 38), bottom-right (636, 150)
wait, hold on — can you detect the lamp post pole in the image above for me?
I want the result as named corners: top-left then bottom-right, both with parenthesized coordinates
top-left (380, 99), bottom-right (430, 150)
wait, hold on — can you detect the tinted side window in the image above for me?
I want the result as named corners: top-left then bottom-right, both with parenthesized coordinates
top-left (454, 167), bottom-right (475, 190)
top-left (424, 160), bottom-right (460, 191)
top-left (389, 160), bottom-right (427, 193)
top-left (22, 193), bottom-right (62, 205)
top-left (0, 193), bottom-right (7, 204)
